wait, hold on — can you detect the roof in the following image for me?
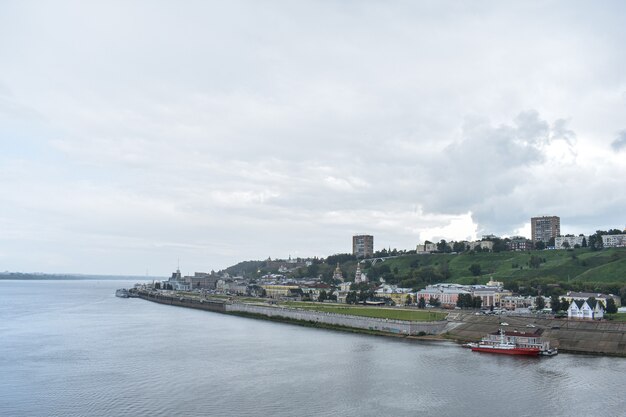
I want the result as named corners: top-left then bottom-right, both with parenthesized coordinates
top-left (492, 329), bottom-right (544, 337)
top-left (571, 299), bottom-right (605, 310)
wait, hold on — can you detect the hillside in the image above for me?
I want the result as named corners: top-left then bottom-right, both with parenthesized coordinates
top-left (223, 247), bottom-right (626, 301)
top-left (364, 247), bottom-right (626, 299)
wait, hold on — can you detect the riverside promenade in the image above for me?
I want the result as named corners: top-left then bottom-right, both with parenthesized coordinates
top-left (136, 291), bottom-right (626, 356)
top-left (136, 290), bottom-right (447, 336)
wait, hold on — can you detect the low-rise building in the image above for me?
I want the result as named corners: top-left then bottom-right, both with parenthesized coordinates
top-left (562, 291), bottom-right (621, 308)
top-left (374, 285), bottom-right (413, 305)
top-left (567, 299), bottom-right (605, 320)
top-left (187, 272), bottom-right (219, 290)
top-left (416, 284), bottom-right (471, 307)
top-left (300, 283), bottom-right (332, 301)
top-left (602, 234), bottom-right (626, 248)
top-left (468, 241), bottom-right (494, 251)
top-left (555, 235), bottom-right (588, 249)
top-left (501, 295), bottom-right (535, 310)
top-left (507, 236), bottom-right (533, 251)
top-left (471, 286), bottom-right (512, 308)
top-left (261, 284), bottom-right (302, 299)
top-left (416, 242), bottom-right (438, 253)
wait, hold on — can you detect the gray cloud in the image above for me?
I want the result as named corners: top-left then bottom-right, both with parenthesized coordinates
top-left (611, 131), bottom-right (626, 152)
top-left (1, 1), bottom-right (626, 274)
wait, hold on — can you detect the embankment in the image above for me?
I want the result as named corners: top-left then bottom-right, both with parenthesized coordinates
top-left (136, 291), bottom-right (447, 336)
top-left (227, 303), bottom-right (447, 336)
top-left (136, 292), bottom-right (626, 356)
top-left (444, 312), bottom-right (626, 357)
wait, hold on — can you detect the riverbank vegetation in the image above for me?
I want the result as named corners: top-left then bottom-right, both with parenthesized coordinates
top-left (224, 247), bottom-right (626, 303)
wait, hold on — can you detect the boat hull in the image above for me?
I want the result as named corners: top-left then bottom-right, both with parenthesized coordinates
top-left (115, 289), bottom-right (129, 298)
top-left (471, 346), bottom-right (540, 356)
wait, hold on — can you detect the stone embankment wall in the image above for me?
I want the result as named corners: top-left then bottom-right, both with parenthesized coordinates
top-left (444, 312), bottom-right (626, 357)
top-left (226, 303), bottom-right (448, 336)
top-left (137, 291), bottom-right (227, 313)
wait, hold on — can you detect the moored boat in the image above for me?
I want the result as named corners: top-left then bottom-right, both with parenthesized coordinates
top-left (115, 288), bottom-right (129, 298)
top-left (471, 323), bottom-right (554, 357)
top-left (471, 343), bottom-right (540, 356)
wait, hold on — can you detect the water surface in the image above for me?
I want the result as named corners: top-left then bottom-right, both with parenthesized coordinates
top-left (1, 280), bottom-right (624, 417)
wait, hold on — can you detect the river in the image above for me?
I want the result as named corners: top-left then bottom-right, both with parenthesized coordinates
top-left (1, 280), bottom-right (624, 417)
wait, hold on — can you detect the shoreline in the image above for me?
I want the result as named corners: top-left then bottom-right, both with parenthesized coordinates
top-left (135, 291), bottom-right (626, 358)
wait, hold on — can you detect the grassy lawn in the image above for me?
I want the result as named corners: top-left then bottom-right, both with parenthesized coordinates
top-left (606, 313), bottom-right (626, 322)
top-left (283, 302), bottom-right (446, 321)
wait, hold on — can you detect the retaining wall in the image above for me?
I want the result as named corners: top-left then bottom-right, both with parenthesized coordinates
top-left (137, 291), bottom-right (227, 313)
top-left (226, 303), bottom-right (448, 335)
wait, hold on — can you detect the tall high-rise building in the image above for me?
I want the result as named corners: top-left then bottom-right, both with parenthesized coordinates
top-left (352, 234), bottom-right (374, 258)
top-left (531, 216), bottom-right (561, 243)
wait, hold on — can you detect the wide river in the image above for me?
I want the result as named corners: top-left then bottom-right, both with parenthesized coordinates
top-left (1, 280), bottom-right (625, 417)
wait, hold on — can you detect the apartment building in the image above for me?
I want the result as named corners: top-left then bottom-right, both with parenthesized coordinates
top-left (531, 216), bottom-right (560, 243)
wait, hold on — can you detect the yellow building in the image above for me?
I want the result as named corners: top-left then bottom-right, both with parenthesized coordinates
top-left (261, 284), bottom-right (301, 299)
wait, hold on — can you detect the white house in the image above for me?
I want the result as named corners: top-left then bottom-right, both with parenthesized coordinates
top-left (555, 235), bottom-right (588, 249)
top-left (567, 299), bottom-right (604, 320)
top-left (602, 234), bottom-right (626, 248)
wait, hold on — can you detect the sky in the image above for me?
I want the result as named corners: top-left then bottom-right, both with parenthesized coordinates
top-left (1, 1), bottom-right (625, 276)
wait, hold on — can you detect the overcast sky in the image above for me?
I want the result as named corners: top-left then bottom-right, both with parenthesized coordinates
top-left (1, 1), bottom-right (625, 276)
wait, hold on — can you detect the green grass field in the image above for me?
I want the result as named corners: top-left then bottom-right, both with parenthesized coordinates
top-left (283, 302), bottom-right (446, 321)
top-left (376, 247), bottom-right (626, 286)
top-left (606, 313), bottom-right (626, 322)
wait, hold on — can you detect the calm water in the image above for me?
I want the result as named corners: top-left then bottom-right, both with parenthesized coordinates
top-left (1, 280), bottom-right (625, 417)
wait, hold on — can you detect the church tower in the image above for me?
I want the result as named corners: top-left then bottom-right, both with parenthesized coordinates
top-left (354, 263), bottom-right (362, 283)
top-left (332, 263), bottom-right (344, 282)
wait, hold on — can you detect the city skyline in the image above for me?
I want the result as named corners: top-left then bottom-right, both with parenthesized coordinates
top-left (1, 1), bottom-right (626, 275)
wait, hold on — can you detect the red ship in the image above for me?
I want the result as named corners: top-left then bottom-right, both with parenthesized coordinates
top-left (470, 323), bottom-right (554, 356)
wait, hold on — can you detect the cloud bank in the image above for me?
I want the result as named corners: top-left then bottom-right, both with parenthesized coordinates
top-left (1, 1), bottom-right (625, 274)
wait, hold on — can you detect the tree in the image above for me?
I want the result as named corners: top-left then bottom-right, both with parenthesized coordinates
top-left (606, 298), bottom-right (618, 314)
top-left (318, 290), bottom-right (328, 302)
top-left (550, 294), bottom-right (561, 312)
top-left (405, 294), bottom-right (413, 305)
top-left (439, 261), bottom-right (451, 280)
top-left (453, 241), bottom-right (466, 252)
top-left (469, 263), bottom-right (481, 276)
top-left (491, 238), bottom-right (507, 253)
top-left (534, 241), bottom-right (546, 250)
top-left (472, 296), bottom-right (483, 309)
top-left (428, 296), bottom-right (441, 307)
top-left (358, 289), bottom-right (373, 302)
top-left (561, 241), bottom-right (570, 249)
top-left (548, 237), bottom-right (555, 247)
top-left (457, 293), bottom-right (470, 308)
top-left (346, 291), bottom-right (358, 304)
top-left (588, 232), bottom-right (604, 251)
top-left (418, 296), bottom-right (426, 309)
top-left (529, 255), bottom-right (542, 269)
top-left (306, 263), bottom-right (320, 277)
top-left (437, 240), bottom-right (449, 253)
top-left (535, 296), bottom-right (546, 310)
top-left (582, 237), bottom-right (587, 247)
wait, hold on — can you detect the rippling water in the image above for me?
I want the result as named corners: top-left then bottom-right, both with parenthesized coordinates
top-left (1, 280), bottom-right (625, 417)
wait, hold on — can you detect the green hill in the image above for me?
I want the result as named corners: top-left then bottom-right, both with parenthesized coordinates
top-left (366, 247), bottom-right (626, 299)
top-left (221, 247), bottom-right (626, 301)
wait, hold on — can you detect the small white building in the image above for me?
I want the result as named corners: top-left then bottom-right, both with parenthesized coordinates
top-left (567, 299), bottom-right (604, 320)
top-left (555, 235), bottom-right (588, 249)
top-left (602, 234), bottom-right (626, 248)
